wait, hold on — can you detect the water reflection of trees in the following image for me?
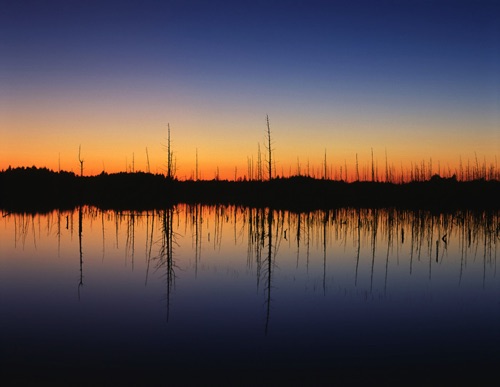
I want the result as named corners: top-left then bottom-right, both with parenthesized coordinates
top-left (241, 207), bottom-right (498, 296)
top-left (78, 206), bottom-right (83, 299)
top-left (156, 207), bottom-right (178, 321)
top-left (6, 208), bottom-right (499, 280)
top-left (241, 207), bottom-right (285, 333)
top-left (4, 206), bottom-right (499, 324)
top-left (186, 204), bottom-right (203, 277)
top-left (98, 207), bottom-right (178, 321)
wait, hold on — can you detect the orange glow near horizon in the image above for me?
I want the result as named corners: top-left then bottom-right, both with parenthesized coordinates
top-left (1, 141), bottom-right (498, 182)
top-left (1, 102), bottom-right (498, 181)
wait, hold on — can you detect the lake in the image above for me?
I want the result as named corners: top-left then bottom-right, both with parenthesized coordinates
top-left (1, 205), bottom-right (499, 385)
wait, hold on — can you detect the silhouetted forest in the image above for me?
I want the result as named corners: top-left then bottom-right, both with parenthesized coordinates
top-left (1, 166), bottom-right (498, 212)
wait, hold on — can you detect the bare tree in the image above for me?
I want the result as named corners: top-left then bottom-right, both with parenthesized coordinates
top-left (247, 156), bottom-right (252, 181)
top-left (265, 115), bottom-right (273, 181)
top-left (166, 123), bottom-right (175, 179)
top-left (323, 149), bottom-right (327, 180)
top-left (78, 145), bottom-right (84, 176)
top-left (195, 148), bottom-right (199, 181)
top-left (257, 143), bottom-right (262, 181)
top-left (355, 153), bottom-right (360, 181)
top-left (371, 148), bottom-right (375, 182)
top-left (385, 149), bottom-right (389, 182)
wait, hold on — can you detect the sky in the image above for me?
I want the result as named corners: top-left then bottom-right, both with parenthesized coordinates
top-left (1, 0), bottom-right (499, 180)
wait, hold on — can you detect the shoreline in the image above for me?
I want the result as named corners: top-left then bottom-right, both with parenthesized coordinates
top-left (1, 167), bottom-right (498, 213)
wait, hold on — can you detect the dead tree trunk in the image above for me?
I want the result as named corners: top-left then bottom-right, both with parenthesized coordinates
top-left (78, 145), bottom-right (84, 177)
top-left (266, 115), bottom-right (273, 181)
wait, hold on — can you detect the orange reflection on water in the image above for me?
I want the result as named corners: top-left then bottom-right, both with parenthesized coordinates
top-left (2, 205), bottom-right (498, 296)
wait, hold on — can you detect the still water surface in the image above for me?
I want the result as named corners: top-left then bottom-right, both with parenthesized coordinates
top-left (1, 205), bottom-right (499, 384)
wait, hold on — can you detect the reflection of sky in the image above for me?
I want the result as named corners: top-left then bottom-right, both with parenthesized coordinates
top-left (1, 206), bottom-right (497, 294)
top-left (1, 1), bottom-right (499, 178)
top-left (1, 205), bottom-right (499, 381)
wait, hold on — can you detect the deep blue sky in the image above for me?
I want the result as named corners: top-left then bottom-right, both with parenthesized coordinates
top-left (1, 0), bottom-right (499, 177)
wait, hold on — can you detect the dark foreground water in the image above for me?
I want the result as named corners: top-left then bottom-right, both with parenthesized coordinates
top-left (1, 206), bottom-right (499, 385)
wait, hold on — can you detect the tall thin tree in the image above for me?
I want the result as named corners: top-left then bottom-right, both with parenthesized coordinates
top-left (166, 123), bottom-right (174, 179)
top-left (78, 145), bottom-right (84, 177)
top-left (195, 148), bottom-right (199, 181)
top-left (355, 153), bottom-right (360, 181)
top-left (146, 147), bottom-right (150, 173)
top-left (257, 143), bottom-right (262, 181)
top-left (371, 148), bottom-right (375, 182)
top-left (265, 115), bottom-right (273, 181)
top-left (385, 148), bottom-right (389, 182)
top-left (324, 149), bottom-right (327, 180)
